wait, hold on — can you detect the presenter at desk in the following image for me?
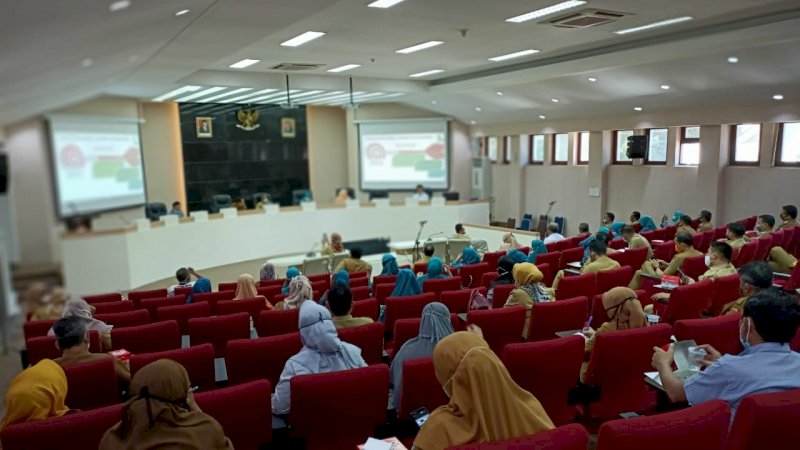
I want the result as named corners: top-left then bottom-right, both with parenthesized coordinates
top-left (412, 184), bottom-right (430, 202)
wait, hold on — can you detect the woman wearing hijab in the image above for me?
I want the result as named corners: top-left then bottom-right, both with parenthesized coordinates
top-left (389, 302), bottom-right (454, 408)
top-left (282, 266), bottom-right (300, 295)
top-left (234, 273), bottom-right (273, 309)
top-left (451, 247), bottom-right (481, 270)
top-left (417, 257), bottom-right (450, 289)
top-left (259, 262), bottom-right (276, 282)
top-left (471, 240), bottom-right (489, 259)
top-left (505, 263), bottom-right (552, 338)
top-left (188, 278), bottom-right (211, 304)
top-left (638, 215), bottom-right (657, 232)
top-left (380, 254), bottom-right (399, 276)
top-left (506, 249), bottom-right (528, 264)
top-left (272, 300), bottom-right (367, 418)
top-left (610, 222), bottom-right (625, 237)
top-left (99, 360), bottom-right (232, 450)
top-left (48, 297), bottom-right (113, 350)
top-left (412, 331), bottom-right (554, 450)
top-left (527, 240), bottom-right (547, 264)
top-left (498, 232), bottom-right (523, 251)
top-left (275, 275), bottom-right (313, 310)
top-left (1, 360), bottom-right (70, 431)
top-left (391, 268), bottom-right (423, 298)
top-left (31, 287), bottom-right (68, 322)
top-left (581, 287), bottom-right (646, 382)
top-left (487, 256), bottom-right (515, 304)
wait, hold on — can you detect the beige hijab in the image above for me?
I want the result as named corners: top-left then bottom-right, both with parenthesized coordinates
top-left (233, 273), bottom-right (258, 300)
top-left (601, 287), bottom-right (647, 330)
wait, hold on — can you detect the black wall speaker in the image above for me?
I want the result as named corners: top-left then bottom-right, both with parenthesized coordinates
top-left (0, 153), bottom-right (7, 194)
top-left (626, 135), bottom-right (647, 159)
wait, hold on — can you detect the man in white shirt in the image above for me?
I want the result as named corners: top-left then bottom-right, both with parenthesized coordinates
top-left (412, 184), bottom-right (430, 202)
top-left (543, 223), bottom-right (565, 245)
top-left (167, 267), bottom-right (202, 296)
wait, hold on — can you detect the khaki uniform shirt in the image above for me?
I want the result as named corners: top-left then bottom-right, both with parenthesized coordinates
top-left (699, 263), bottom-right (737, 281)
top-left (777, 218), bottom-right (798, 231)
top-left (332, 315), bottom-right (374, 329)
top-left (721, 295), bottom-right (749, 315)
top-left (697, 222), bottom-right (714, 232)
top-left (665, 248), bottom-right (704, 276)
top-left (334, 258), bottom-right (372, 273)
top-left (727, 237), bottom-right (747, 249)
top-left (581, 255), bottom-right (621, 275)
top-left (628, 234), bottom-right (653, 259)
top-left (676, 224), bottom-right (697, 235)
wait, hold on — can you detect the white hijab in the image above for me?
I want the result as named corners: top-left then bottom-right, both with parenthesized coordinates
top-left (290, 300), bottom-right (365, 373)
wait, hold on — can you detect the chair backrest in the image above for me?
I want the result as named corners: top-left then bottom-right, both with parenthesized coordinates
top-left (351, 298), bottom-right (380, 321)
top-left (83, 292), bottom-right (123, 304)
top-left (227, 334), bottom-right (302, 390)
top-left (662, 278), bottom-right (714, 324)
top-left (713, 225), bottom-right (728, 240)
top-left (307, 273), bottom-right (331, 290)
top-left (709, 273), bottom-right (741, 316)
top-left (0, 403), bottom-right (123, 450)
top-left (128, 288), bottom-right (168, 305)
top-left (349, 276), bottom-right (369, 288)
top-left (732, 240), bottom-right (757, 267)
top-left (596, 399), bottom-right (730, 450)
top-left (556, 272), bottom-right (596, 301)
top-left (337, 322), bottom-right (384, 365)
top-left (372, 274), bottom-right (397, 286)
top-left (23, 320), bottom-right (56, 340)
top-left (375, 282), bottom-right (395, 305)
top-left (422, 276), bottom-right (462, 299)
top-left (154, 301), bottom-right (210, 335)
top-left (139, 295), bottom-right (186, 321)
top-left (698, 230), bottom-right (715, 253)
top-left (129, 343), bottom-right (217, 391)
top-left (584, 323), bottom-right (673, 419)
top-left (256, 308), bottom-right (300, 337)
top-left (111, 320), bottom-right (180, 354)
top-left (548, 239), bottom-right (572, 253)
top-left (447, 423), bottom-right (590, 450)
top-left (384, 293), bottom-right (437, 337)
top-left (467, 306), bottom-right (527, 355)
top-left (397, 357), bottom-right (450, 420)
top-left (439, 289), bottom-right (473, 314)
top-left (191, 290), bottom-right (235, 315)
top-left (675, 313), bottom-right (743, 356)
top-left (194, 380), bottom-right (272, 450)
top-left (559, 247), bottom-right (585, 270)
top-left (91, 300), bottom-right (134, 314)
top-left (594, 266), bottom-right (634, 297)
top-left (392, 314), bottom-right (459, 356)
top-left (458, 263), bottom-right (490, 288)
top-left (259, 278), bottom-right (286, 288)
top-left (218, 282), bottom-right (238, 291)
top-left (413, 261), bottom-right (428, 275)
top-left (257, 285), bottom-right (283, 301)
top-left (62, 357), bottom-right (120, 410)
top-left (653, 241), bottom-right (676, 262)
top-left (350, 285), bottom-right (370, 301)
top-left (682, 255), bottom-right (709, 280)
top-left (290, 365), bottom-right (389, 450)
top-left (188, 313), bottom-right (250, 357)
top-left (482, 250), bottom-right (506, 269)
top-left (502, 335), bottom-right (585, 425)
top-left (753, 235), bottom-right (773, 261)
top-left (610, 246), bottom-right (649, 273)
top-left (480, 271), bottom-right (499, 288)
top-left (94, 309), bottom-right (150, 329)
top-left (528, 296), bottom-right (589, 342)
top-left (302, 256), bottom-right (330, 276)
top-left (173, 285), bottom-right (194, 298)
top-left (215, 298), bottom-right (267, 327)
top-left (608, 238), bottom-right (627, 250)
top-left (491, 284), bottom-right (516, 309)
top-left (727, 388), bottom-right (800, 450)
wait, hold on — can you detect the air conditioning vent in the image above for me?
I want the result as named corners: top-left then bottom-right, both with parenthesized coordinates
top-left (547, 9), bottom-right (628, 28)
top-left (270, 63), bottom-right (324, 71)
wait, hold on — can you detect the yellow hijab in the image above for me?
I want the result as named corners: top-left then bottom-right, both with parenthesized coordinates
top-left (512, 263), bottom-right (543, 286)
top-left (1, 360), bottom-right (69, 430)
top-left (601, 287), bottom-right (647, 330)
top-left (414, 332), bottom-right (554, 450)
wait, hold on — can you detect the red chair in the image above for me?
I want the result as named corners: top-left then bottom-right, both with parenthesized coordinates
top-left (583, 324), bottom-right (673, 419)
top-left (413, 261), bottom-right (428, 274)
top-left (91, 300), bottom-right (133, 314)
top-left (741, 215), bottom-right (757, 230)
top-left (447, 423), bottom-right (589, 450)
top-left (480, 271), bottom-right (499, 288)
top-left (710, 273), bottom-right (741, 316)
top-left (375, 282), bottom-right (396, 305)
top-left (675, 314), bottom-right (743, 356)
top-left (640, 230), bottom-right (656, 241)
top-left (556, 272), bottom-right (596, 300)
top-left (593, 266), bottom-right (634, 297)
top-left (307, 273), bottom-right (331, 291)
top-left (732, 240), bottom-right (757, 267)
top-left (256, 285), bottom-right (282, 301)
top-left (310, 280), bottom-right (327, 295)
top-left (660, 278), bottom-right (714, 324)
top-left (194, 380), bottom-right (272, 450)
top-left (609, 238), bottom-right (627, 250)
top-left (467, 306), bottom-right (526, 355)
top-left (713, 225), bottom-right (728, 240)
top-left (259, 278), bottom-right (286, 288)
top-left (128, 288), bottom-right (168, 306)
top-left (154, 301), bottom-right (209, 335)
top-left (83, 292), bottom-right (122, 304)
top-left (559, 247), bottom-right (585, 271)
top-left (215, 298), bottom-right (267, 327)
top-left (23, 320), bottom-right (56, 340)
top-left (192, 290), bottom-right (235, 314)
top-left (502, 335), bottom-right (585, 425)
top-left (351, 298), bottom-right (379, 321)
top-left (351, 286), bottom-right (370, 301)
top-left (226, 333), bottom-right (302, 388)
top-left (536, 252), bottom-right (561, 281)
top-left (527, 296), bottom-right (589, 342)
top-left (482, 250), bottom-right (506, 269)
top-left (682, 255), bottom-right (708, 281)
top-left (188, 313), bottom-right (250, 357)
top-left (458, 263), bottom-right (490, 288)
top-left (700, 230), bottom-right (716, 253)
top-left (349, 271), bottom-right (368, 279)
top-left (653, 241), bottom-right (676, 262)
top-left (518, 246), bottom-right (530, 255)
top-left (396, 357), bottom-right (449, 420)
top-left (130, 343), bottom-right (217, 390)
top-left (139, 295), bottom-right (186, 319)
top-left (63, 357), bottom-right (120, 410)
top-left (422, 276), bottom-right (462, 299)
top-left (349, 276), bottom-right (369, 288)
top-left (774, 262), bottom-right (800, 292)
top-left (664, 225), bottom-right (678, 241)
top-left (384, 293), bottom-right (436, 338)
top-left (338, 322), bottom-right (384, 365)
top-left (256, 308), bottom-right (300, 337)
top-left (372, 274), bottom-right (397, 286)
top-left (111, 320), bottom-right (180, 354)
top-left (0, 403), bottom-right (123, 450)
top-left (536, 263), bottom-right (553, 290)
top-left (440, 289), bottom-right (473, 314)
top-left (548, 239), bottom-right (573, 253)
top-left (753, 235), bottom-right (773, 261)
top-left (609, 246), bottom-right (649, 272)
top-left (94, 309), bottom-right (150, 329)
top-left (27, 332), bottom-right (103, 366)
top-left (173, 285), bottom-right (193, 298)
top-left (595, 399), bottom-right (730, 450)
top-left (491, 284), bottom-right (516, 309)
top-left (727, 388), bottom-right (800, 450)
top-left (290, 365), bottom-right (389, 450)
top-left (218, 282), bottom-right (238, 291)
top-left (390, 314), bottom-right (459, 358)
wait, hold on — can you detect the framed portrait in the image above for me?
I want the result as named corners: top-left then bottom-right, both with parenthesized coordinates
top-left (281, 117), bottom-right (296, 138)
top-left (196, 117), bottom-right (213, 138)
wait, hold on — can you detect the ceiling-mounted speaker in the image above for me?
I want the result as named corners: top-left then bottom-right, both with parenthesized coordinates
top-left (626, 135), bottom-right (647, 159)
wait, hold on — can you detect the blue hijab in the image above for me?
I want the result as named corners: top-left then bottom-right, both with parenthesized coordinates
top-left (639, 215), bottom-right (657, 232)
top-left (453, 247), bottom-right (480, 268)
top-left (611, 222), bottom-right (625, 234)
top-left (282, 266), bottom-right (300, 294)
top-left (391, 268), bottom-right (422, 298)
top-left (380, 254), bottom-right (399, 276)
top-left (580, 227), bottom-right (610, 262)
top-left (528, 240), bottom-right (547, 264)
top-left (188, 277), bottom-right (211, 304)
top-left (507, 249), bottom-right (528, 264)
top-left (332, 270), bottom-right (349, 289)
top-left (417, 257), bottom-right (448, 288)
top-left (672, 210), bottom-right (685, 224)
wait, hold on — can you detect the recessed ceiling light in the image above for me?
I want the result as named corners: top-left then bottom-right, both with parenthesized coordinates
top-left (539, 115), bottom-right (547, 119)
top-left (634, 106), bottom-right (643, 111)
top-left (368, 0), bottom-right (406, 8)
top-left (727, 56), bottom-right (739, 64)
top-left (80, 58), bottom-right (93, 68)
top-left (489, 49), bottom-right (540, 62)
top-left (587, 77), bottom-right (597, 82)
top-left (496, 91), bottom-right (504, 96)
top-left (660, 85), bottom-right (670, 90)
top-left (175, 86), bottom-right (227, 102)
top-left (175, 9), bottom-right (190, 16)
top-left (551, 98), bottom-right (559, 103)
top-left (281, 31), bottom-right (326, 47)
top-left (470, 120), bottom-right (477, 125)
top-left (475, 106), bottom-right (482, 112)
top-left (327, 64), bottom-right (361, 73)
top-left (614, 16), bottom-right (693, 35)
top-left (109, 0), bottom-right (131, 12)
top-left (773, 94), bottom-right (784, 100)
top-left (506, 0), bottom-right (587, 23)
top-left (229, 59), bottom-right (260, 69)
top-left (409, 69), bottom-right (444, 78)
top-left (152, 85), bottom-right (202, 102)
top-left (431, 100), bottom-right (438, 105)
top-left (396, 41), bottom-right (444, 54)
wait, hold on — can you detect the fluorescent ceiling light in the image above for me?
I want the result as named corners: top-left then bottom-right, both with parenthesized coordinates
top-left (506, 1), bottom-right (586, 23)
top-left (175, 9), bottom-right (190, 16)
top-left (409, 69), bottom-right (444, 78)
top-left (551, 98), bottom-right (559, 103)
top-left (587, 77), bottom-right (597, 82)
top-left (470, 120), bottom-right (477, 125)
top-left (773, 94), bottom-right (784, 100)
top-left (289, 90), bottom-right (325, 100)
top-left (250, 90), bottom-right (301, 103)
top-left (368, 0), bottom-right (405, 8)
top-left (198, 88), bottom-right (253, 102)
top-left (396, 41), bottom-right (444, 54)
top-left (281, 31), bottom-right (326, 47)
top-left (474, 106), bottom-right (482, 112)
top-left (327, 64), bottom-right (361, 73)
top-left (539, 115), bottom-right (547, 119)
top-left (661, 85), bottom-right (670, 90)
top-left (229, 59), bottom-right (260, 69)
top-left (496, 91), bottom-right (504, 96)
top-left (634, 106), bottom-right (643, 111)
top-left (727, 56), bottom-right (739, 64)
top-left (295, 91), bottom-right (347, 103)
top-left (109, 1), bottom-right (131, 12)
top-left (224, 89), bottom-right (277, 103)
top-left (488, 49), bottom-right (540, 62)
top-left (152, 85), bottom-right (202, 102)
top-left (381, 93), bottom-right (405, 98)
top-left (80, 58), bottom-right (94, 68)
top-left (614, 16), bottom-right (693, 35)
top-left (175, 86), bottom-right (227, 102)
top-left (431, 100), bottom-right (438, 105)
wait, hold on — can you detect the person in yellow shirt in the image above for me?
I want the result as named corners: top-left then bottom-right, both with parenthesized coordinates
top-left (650, 242), bottom-right (737, 306)
top-left (552, 240), bottom-right (620, 290)
top-left (328, 286), bottom-right (373, 329)
top-left (720, 261), bottom-right (773, 315)
top-left (696, 210), bottom-right (714, 232)
top-left (776, 205), bottom-right (798, 231)
top-left (451, 223), bottom-right (472, 240)
top-left (676, 215), bottom-right (696, 235)
top-left (629, 232), bottom-right (702, 290)
top-left (333, 248), bottom-right (372, 275)
top-left (755, 214), bottom-right (775, 237)
top-left (726, 222), bottom-right (747, 249)
top-left (621, 225), bottom-right (653, 258)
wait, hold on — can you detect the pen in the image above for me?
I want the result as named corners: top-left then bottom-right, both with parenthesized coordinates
top-left (583, 315), bottom-right (593, 331)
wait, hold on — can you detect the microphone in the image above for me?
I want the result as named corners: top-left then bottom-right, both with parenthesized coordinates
top-left (548, 200), bottom-right (556, 206)
top-left (306, 242), bottom-right (318, 257)
top-left (420, 220), bottom-right (427, 225)
top-left (426, 232), bottom-right (444, 241)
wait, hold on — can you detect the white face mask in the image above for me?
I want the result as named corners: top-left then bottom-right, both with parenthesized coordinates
top-left (704, 254), bottom-right (712, 267)
top-left (442, 347), bottom-right (484, 398)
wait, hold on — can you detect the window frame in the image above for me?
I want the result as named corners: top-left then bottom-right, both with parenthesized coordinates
top-left (486, 136), bottom-right (498, 163)
top-left (776, 122), bottom-right (800, 167)
top-left (528, 134), bottom-right (544, 165)
top-left (502, 136), bottom-right (511, 164)
top-left (612, 129), bottom-right (634, 165)
top-left (551, 133), bottom-right (568, 165)
top-left (576, 131), bottom-right (590, 165)
top-left (678, 126), bottom-right (701, 166)
top-left (729, 123), bottom-right (762, 166)
top-left (644, 128), bottom-right (668, 165)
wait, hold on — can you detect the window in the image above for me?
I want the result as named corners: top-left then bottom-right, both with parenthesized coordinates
top-left (777, 122), bottom-right (800, 165)
top-left (613, 130), bottom-right (634, 163)
top-left (487, 137), bottom-right (498, 162)
top-left (646, 128), bottom-right (668, 164)
top-left (502, 136), bottom-right (511, 164)
top-left (731, 123), bottom-right (761, 164)
top-left (553, 133), bottom-right (568, 164)
top-left (679, 126), bottom-right (701, 166)
top-left (576, 132), bottom-right (590, 164)
top-left (529, 135), bottom-right (544, 164)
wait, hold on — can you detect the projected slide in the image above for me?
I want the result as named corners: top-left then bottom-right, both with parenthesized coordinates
top-left (49, 115), bottom-right (146, 217)
top-left (359, 119), bottom-right (449, 190)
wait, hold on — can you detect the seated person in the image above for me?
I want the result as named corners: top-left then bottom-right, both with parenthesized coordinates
top-left (272, 301), bottom-right (367, 421)
top-left (187, 277), bottom-right (212, 304)
top-left (420, 243), bottom-right (435, 263)
top-left (696, 210), bottom-right (714, 232)
top-left (168, 201), bottom-right (184, 217)
top-left (506, 263), bottom-right (552, 338)
top-left (49, 298), bottom-right (113, 350)
top-left (413, 331), bottom-right (554, 450)
top-left (451, 223), bottom-right (471, 240)
top-left (416, 257), bottom-right (450, 289)
top-left (1, 360), bottom-right (69, 430)
top-left (676, 214), bottom-right (696, 235)
top-left (412, 184), bottom-right (430, 202)
top-left (333, 247), bottom-right (372, 275)
top-left (552, 240), bottom-right (620, 290)
top-left (100, 360), bottom-right (232, 449)
top-left (389, 302), bottom-right (453, 409)
top-left (630, 211), bottom-right (641, 225)
top-left (726, 222), bottom-right (747, 248)
top-left (275, 276), bottom-right (312, 310)
top-left (507, 248), bottom-right (528, 264)
top-left (650, 242), bottom-right (736, 308)
top-left (721, 261), bottom-right (773, 315)
top-left (582, 287), bottom-right (646, 383)
top-left (259, 262), bottom-right (276, 281)
top-left (498, 232), bottom-right (522, 251)
top-left (769, 246), bottom-right (797, 275)
top-left (755, 214), bottom-right (775, 236)
top-left (601, 212), bottom-right (615, 228)
top-left (321, 232), bottom-right (345, 256)
top-left (471, 239), bottom-right (489, 258)
top-left (578, 223), bottom-right (590, 234)
top-left (319, 270), bottom-right (349, 306)
top-left (233, 273), bottom-right (272, 309)
top-left (20, 282), bottom-right (48, 319)
top-left (52, 316), bottom-right (130, 396)
top-left (233, 197), bottom-right (247, 210)
top-left (543, 223), bottom-right (565, 245)
top-left (254, 193), bottom-right (270, 209)
top-left (328, 286), bottom-right (373, 329)
top-left (392, 268), bottom-right (422, 298)
top-left (651, 288), bottom-right (800, 419)
top-left (282, 266), bottom-right (300, 294)
top-left (579, 228), bottom-right (609, 263)
top-left (610, 222), bottom-right (625, 239)
top-left (30, 287), bottom-right (67, 322)
top-left (629, 231), bottom-right (702, 290)
top-left (451, 247), bottom-right (480, 269)
top-left (380, 254), bottom-right (399, 276)
top-left (527, 239), bottom-right (547, 264)
top-left (776, 204), bottom-right (798, 230)
top-left (487, 256), bottom-right (515, 304)
top-left (638, 215), bottom-right (658, 232)
top-left (334, 188), bottom-right (350, 206)
top-left (168, 267), bottom-right (202, 297)
top-left (621, 224), bottom-right (653, 258)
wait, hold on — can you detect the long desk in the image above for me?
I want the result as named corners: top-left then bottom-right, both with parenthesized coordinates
top-left (60, 201), bottom-right (489, 296)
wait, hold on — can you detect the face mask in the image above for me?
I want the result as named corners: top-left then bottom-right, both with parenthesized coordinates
top-left (704, 255), bottom-right (712, 267)
top-left (442, 347), bottom-right (482, 399)
top-left (739, 318), bottom-right (751, 350)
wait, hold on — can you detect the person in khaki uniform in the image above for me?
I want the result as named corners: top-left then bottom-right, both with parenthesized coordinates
top-left (328, 286), bottom-right (373, 329)
top-left (676, 215), bottom-right (697, 235)
top-left (754, 214), bottom-right (775, 237)
top-left (649, 242), bottom-right (737, 308)
top-left (629, 232), bottom-right (702, 290)
top-left (726, 222), bottom-right (747, 249)
top-left (721, 261), bottom-right (773, 315)
top-left (333, 247), bottom-right (372, 275)
top-left (696, 210), bottom-right (714, 232)
top-left (769, 247), bottom-right (797, 275)
top-left (621, 225), bottom-right (653, 259)
top-left (552, 240), bottom-right (620, 291)
top-left (776, 205), bottom-right (798, 231)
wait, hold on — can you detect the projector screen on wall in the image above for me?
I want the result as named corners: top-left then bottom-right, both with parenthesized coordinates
top-left (358, 119), bottom-right (449, 191)
top-left (48, 114), bottom-right (146, 218)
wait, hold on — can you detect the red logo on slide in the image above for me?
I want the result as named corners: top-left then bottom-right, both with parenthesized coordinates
top-left (124, 147), bottom-right (141, 166)
top-left (425, 143), bottom-right (445, 159)
top-left (61, 145), bottom-right (85, 169)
